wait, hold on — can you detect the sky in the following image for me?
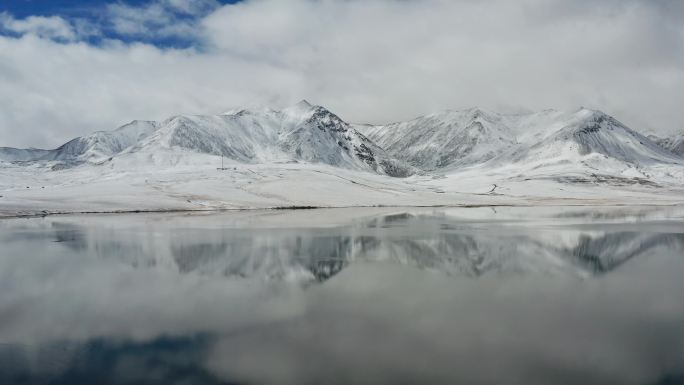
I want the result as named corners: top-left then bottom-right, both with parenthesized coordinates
top-left (0, 0), bottom-right (683, 148)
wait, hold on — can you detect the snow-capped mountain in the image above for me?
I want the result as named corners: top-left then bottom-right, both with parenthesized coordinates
top-left (126, 100), bottom-right (413, 176)
top-left (4, 103), bottom-right (679, 177)
top-left (0, 101), bottom-right (413, 177)
top-left (500, 109), bottom-right (682, 167)
top-left (47, 120), bottom-right (159, 163)
top-left (0, 121), bottom-right (158, 164)
top-left (358, 108), bottom-right (517, 170)
top-left (358, 107), bottom-right (683, 174)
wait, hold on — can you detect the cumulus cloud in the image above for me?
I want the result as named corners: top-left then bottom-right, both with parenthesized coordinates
top-left (0, 0), bottom-right (683, 148)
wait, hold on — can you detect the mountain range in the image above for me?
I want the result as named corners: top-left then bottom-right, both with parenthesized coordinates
top-left (0, 100), bottom-right (413, 177)
top-left (357, 107), bottom-right (683, 172)
top-left (1, 101), bottom-right (683, 215)
top-left (2, 101), bottom-right (682, 178)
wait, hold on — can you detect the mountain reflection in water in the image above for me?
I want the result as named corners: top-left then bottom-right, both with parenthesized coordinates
top-left (1, 206), bottom-right (684, 385)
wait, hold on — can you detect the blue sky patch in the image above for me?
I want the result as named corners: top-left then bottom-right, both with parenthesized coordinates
top-left (0, 0), bottom-right (242, 48)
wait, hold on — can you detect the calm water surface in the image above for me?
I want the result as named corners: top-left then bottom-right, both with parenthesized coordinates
top-left (1, 206), bottom-right (684, 385)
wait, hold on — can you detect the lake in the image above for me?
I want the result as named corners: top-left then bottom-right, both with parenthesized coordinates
top-left (1, 206), bottom-right (684, 385)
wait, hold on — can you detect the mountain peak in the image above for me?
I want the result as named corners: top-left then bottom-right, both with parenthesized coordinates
top-left (282, 99), bottom-right (319, 119)
top-left (572, 108), bottom-right (619, 133)
top-left (463, 107), bottom-right (500, 122)
top-left (432, 107), bottom-right (498, 122)
top-left (575, 107), bottom-right (608, 118)
top-left (464, 106), bottom-right (485, 113)
top-left (295, 99), bottom-right (313, 108)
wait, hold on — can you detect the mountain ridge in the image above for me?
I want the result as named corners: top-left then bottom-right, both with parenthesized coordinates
top-left (358, 107), bottom-right (684, 176)
top-left (1, 103), bottom-right (682, 184)
top-left (1, 101), bottom-right (414, 177)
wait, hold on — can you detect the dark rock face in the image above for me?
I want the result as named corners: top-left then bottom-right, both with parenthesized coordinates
top-left (291, 105), bottom-right (413, 177)
top-left (307, 107), bottom-right (349, 133)
top-left (355, 143), bottom-right (376, 165)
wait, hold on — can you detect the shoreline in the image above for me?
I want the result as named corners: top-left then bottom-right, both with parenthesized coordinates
top-left (3, 201), bottom-right (684, 219)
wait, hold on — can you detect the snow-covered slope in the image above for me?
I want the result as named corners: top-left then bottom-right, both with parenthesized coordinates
top-left (358, 108), bottom-right (517, 170)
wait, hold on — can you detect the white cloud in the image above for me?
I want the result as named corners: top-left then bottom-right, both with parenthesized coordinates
top-left (0, 12), bottom-right (77, 41)
top-left (106, 0), bottom-right (220, 38)
top-left (0, 0), bottom-right (683, 148)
